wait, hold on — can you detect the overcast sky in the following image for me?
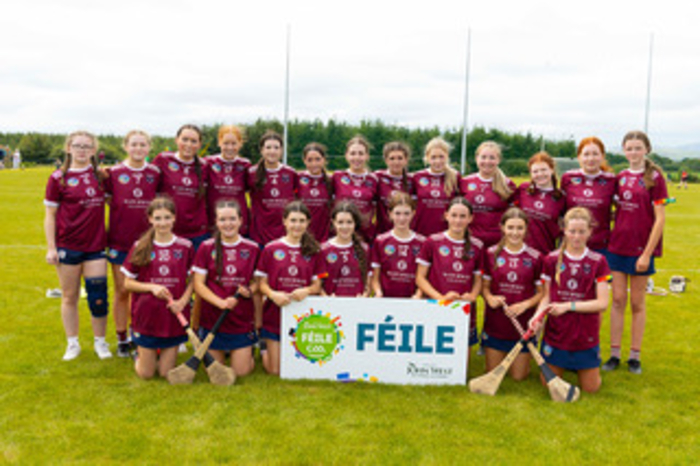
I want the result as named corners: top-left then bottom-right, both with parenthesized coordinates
top-left (2, 0), bottom-right (699, 153)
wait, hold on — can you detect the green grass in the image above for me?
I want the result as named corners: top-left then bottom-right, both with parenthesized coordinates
top-left (1, 168), bottom-right (698, 465)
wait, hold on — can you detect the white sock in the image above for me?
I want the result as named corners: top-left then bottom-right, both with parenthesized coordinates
top-left (94, 336), bottom-right (106, 345)
top-left (67, 336), bottom-right (79, 346)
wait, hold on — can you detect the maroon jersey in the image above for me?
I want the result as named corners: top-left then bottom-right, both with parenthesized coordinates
top-left (248, 164), bottom-right (298, 245)
top-left (514, 183), bottom-right (566, 254)
top-left (121, 237), bottom-right (194, 339)
top-left (297, 171), bottom-right (332, 242)
top-left (153, 152), bottom-right (208, 239)
top-left (192, 237), bottom-right (260, 334)
top-left (541, 249), bottom-right (611, 351)
top-left (44, 167), bottom-right (106, 252)
top-left (321, 239), bottom-right (368, 297)
top-left (561, 169), bottom-right (616, 250)
top-left (482, 244), bottom-right (543, 341)
top-left (255, 239), bottom-right (326, 336)
top-left (332, 170), bottom-right (378, 242)
top-left (204, 155), bottom-right (251, 235)
top-left (104, 162), bottom-right (161, 251)
top-left (371, 231), bottom-right (426, 298)
top-left (609, 169), bottom-right (668, 257)
top-left (375, 169), bottom-right (414, 234)
top-left (411, 169), bottom-right (458, 237)
top-left (460, 173), bottom-right (516, 248)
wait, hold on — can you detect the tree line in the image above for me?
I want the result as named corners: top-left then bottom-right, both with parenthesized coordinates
top-left (1, 118), bottom-right (696, 179)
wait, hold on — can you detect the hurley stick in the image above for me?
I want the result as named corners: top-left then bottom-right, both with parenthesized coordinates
top-left (506, 308), bottom-right (580, 403)
top-left (468, 309), bottom-right (548, 396)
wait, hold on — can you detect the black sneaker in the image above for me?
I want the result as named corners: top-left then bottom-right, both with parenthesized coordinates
top-left (602, 356), bottom-right (620, 371)
top-left (627, 359), bottom-right (642, 374)
top-left (117, 342), bottom-right (132, 358)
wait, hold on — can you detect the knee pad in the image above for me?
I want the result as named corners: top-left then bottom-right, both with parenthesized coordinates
top-left (85, 277), bottom-right (109, 317)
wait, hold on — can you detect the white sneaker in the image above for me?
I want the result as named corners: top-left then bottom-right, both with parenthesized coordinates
top-left (94, 340), bottom-right (113, 359)
top-left (63, 342), bottom-right (81, 361)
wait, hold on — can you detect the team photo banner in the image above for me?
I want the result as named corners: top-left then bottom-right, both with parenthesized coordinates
top-left (281, 297), bottom-right (471, 385)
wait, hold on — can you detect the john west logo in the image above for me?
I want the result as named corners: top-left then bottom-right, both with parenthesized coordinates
top-left (406, 362), bottom-right (453, 379)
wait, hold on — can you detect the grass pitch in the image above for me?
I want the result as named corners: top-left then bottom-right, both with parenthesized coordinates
top-left (0, 168), bottom-right (698, 464)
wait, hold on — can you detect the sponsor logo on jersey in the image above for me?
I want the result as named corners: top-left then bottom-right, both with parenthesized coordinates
top-left (133, 188), bottom-right (143, 198)
top-left (326, 252), bottom-right (338, 263)
top-left (507, 271), bottom-right (518, 283)
top-left (240, 249), bottom-right (250, 260)
top-left (638, 178), bottom-right (645, 187)
top-left (567, 278), bottom-right (578, 290)
top-left (150, 251), bottom-right (156, 260)
top-left (597, 178), bottom-right (607, 186)
top-left (583, 263), bottom-right (591, 274)
top-left (583, 189), bottom-right (593, 198)
top-left (174, 250), bottom-right (182, 260)
top-left (341, 176), bottom-right (351, 185)
top-left (412, 245), bottom-right (421, 256)
top-left (431, 190), bottom-right (441, 198)
top-left (341, 265), bottom-right (351, 276)
top-left (224, 176), bottom-right (233, 184)
top-left (397, 260), bottom-right (407, 271)
top-left (274, 250), bottom-right (286, 261)
top-left (118, 174), bottom-right (130, 184)
top-left (211, 163), bottom-right (222, 173)
top-left (419, 177), bottom-right (429, 187)
top-left (572, 177), bottom-right (582, 185)
top-left (534, 201), bottom-right (544, 210)
top-left (67, 177), bottom-right (79, 187)
top-left (497, 257), bottom-right (506, 267)
top-left (523, 258), bottom-right (532, 268)
top-left (352, 190), bottom-right (361, 198)
top-left (468, 183), bottom-right (477, 191)
top-left (300, 176), bottom-right (310, 186)
top-left (168, 162), bottom-right (180, 172)
top-left (288, 265), bottom-right (299, 276)
top-left (226, 265), bottom-right (237, 275)
top-left (559, 263), bottom-right (566, 272)
top-left (159, 265), bottom-right (170, 276)
top-left (453, 262), bottom-right (463, 272)
top-left (475, 195), bottom-right (485, 204)
top-left (86, 187), bottom-right (96, 197)
top-left (384, 245), bottom-right (396, 255)
top-left (271, 188), bottom-right (280, 197)
top-left (623, 190), bottom-right (632, 200)
top-left (281, 174), bottom-right (291, 183)
top-left (439, 245), bottom-right (451, 257)
top-left (310, 188), bottom-right (320, 197)
top-left (620, 177), bottom-right (626, 186)
top-left (211, 250), bottom-right (217, 260)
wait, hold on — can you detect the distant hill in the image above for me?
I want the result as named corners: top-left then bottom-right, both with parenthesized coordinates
top-left (656, 144), bottom-right (700, 161)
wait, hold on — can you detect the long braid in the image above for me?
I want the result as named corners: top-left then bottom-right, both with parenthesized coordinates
top-left (214, 229), bottom-right (224, 284)
top-left (300, 230), bottom-right (321, 257)
top-left (60, 153), bottom-right (71, 187)
top-left (351, 231), bottom-right (368, 286)
top-left (130, 227), bottom-right (157, 267)
top-left (554, 237), bottom-right (567, 286)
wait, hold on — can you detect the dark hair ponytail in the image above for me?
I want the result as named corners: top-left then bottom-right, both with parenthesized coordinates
top-left (256, 130), bottom-right (284, 191)
top-left (303, 142), bottom-right (334, 206)
top-left (331, 201), bottom-right (368, 285)
top-left (283, 201), bottom-right (320, 257)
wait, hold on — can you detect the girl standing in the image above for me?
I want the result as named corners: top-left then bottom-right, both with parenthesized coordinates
top-left (255, 201), bottom-right (326, 375)
top-left (412, 137), bottom-right (459, 237)
top-left (603, 131), bottom-right (668, 374)
top-left (375, 141), bottom-right (414, 234)
top-left (460, 141), bottom-right (516, 248)
top-left (248, 131), bottom-right (298, 245)
top-left (481, 208), bottom-right (544, 380)
top-left (416, 197), bottom-right (484, 346)
top-left (121, 197), bottom-right (195, 379)
top-left (371, 192), bottom-right (425, 298)
top-left (529, 207), bottom-right (610, 393)
top-left (104, 130), bottom-right (161, 357)
top-left (332, 135), bottom-right (379, 242)
top-left (560, 137), bottom-right (616, 252)
top-left (204, 125), bottom-right (252, 236)
top-left (322, 202), bottom-right (369, 297)
top-left (298, 143), bottom-right (333, 242)
top-left (193, 200), bottom-right (260, 376)
top-left (514, 152), bottom-right (566, 255)
top-left (153, 124), bottom-right (209, 251)
top-left (44, 131), bottom-right (112, 360)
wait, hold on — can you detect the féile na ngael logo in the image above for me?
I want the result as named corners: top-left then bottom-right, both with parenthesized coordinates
top-left (289, 309), bottom-right (344, 365)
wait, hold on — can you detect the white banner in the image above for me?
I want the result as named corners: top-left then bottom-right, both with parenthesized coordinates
top-left (281, 297), bottom-right (470, 385)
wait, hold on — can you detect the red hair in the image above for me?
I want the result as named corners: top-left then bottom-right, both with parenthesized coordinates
top-left (527, 151), bottom-right (562, 200)
top-left (577, 137), bottom-right (612, 172)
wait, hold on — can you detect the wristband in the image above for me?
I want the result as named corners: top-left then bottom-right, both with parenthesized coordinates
top-left (571, 301), bottom-right (576, 311)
